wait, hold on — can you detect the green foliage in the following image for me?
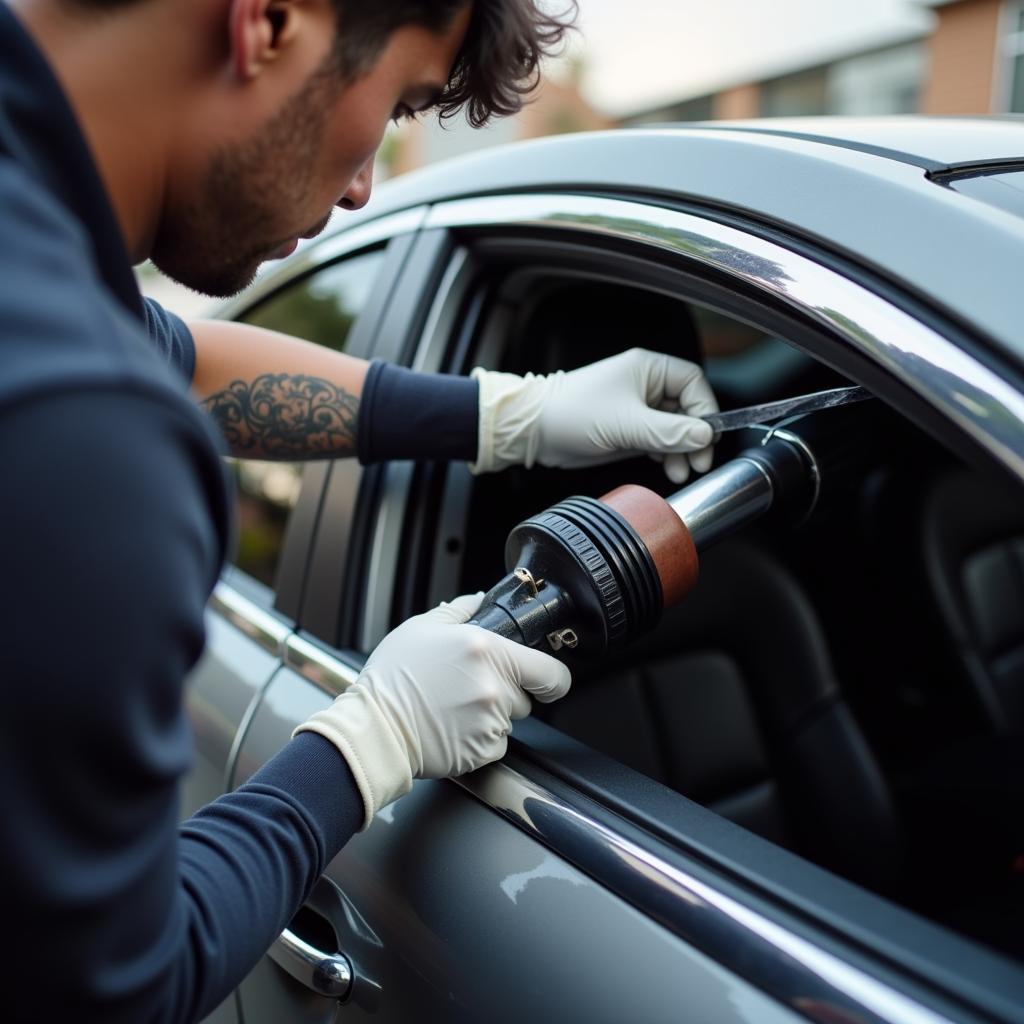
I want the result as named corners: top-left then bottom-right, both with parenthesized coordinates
top-left (245, 283), bottom-right (356, 352)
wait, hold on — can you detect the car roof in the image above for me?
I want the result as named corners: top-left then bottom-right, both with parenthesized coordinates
top-left (327, 117), bottom-right (1024, 361)
top-left (653, 116), bottom-right (1024, 170)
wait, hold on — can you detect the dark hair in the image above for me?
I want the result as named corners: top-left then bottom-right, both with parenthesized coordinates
top-left (68, 0), bottom-right (578, 129)
top-left (330, 1), bottom-right (578, 128)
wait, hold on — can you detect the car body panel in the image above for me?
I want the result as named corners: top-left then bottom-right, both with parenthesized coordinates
top-left (181, 611), bottom-right (278, 811)
top-left (232, 666), bottom-right (811, 1024)
top-left (304, 120), bottom-right (1024, 357)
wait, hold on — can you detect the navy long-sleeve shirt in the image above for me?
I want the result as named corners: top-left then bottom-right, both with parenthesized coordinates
top-left (0, 6), bottom-right (474, 1021)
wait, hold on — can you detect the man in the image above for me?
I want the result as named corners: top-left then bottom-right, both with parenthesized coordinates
top-left (0, 0), bottom-right (717, 1020)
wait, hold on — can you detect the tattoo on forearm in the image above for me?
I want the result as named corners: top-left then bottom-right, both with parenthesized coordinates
top-left (201, 374), bottom-right (359, 459)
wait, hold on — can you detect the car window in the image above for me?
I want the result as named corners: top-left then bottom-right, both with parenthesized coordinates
top-left (419, 266), bottom-right (1024, 971)
top-left (947, 168), bottom-right (1024, 221)
top-left (694, 305), bottom-right (819, 403)
top-left (228, 249), bottom-right (386, 589)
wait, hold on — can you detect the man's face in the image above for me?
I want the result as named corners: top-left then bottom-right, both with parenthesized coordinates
top-left (152, 4), bottom-right (472, 298)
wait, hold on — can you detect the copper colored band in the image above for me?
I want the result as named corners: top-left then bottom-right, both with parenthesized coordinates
top-left (599, 484), bottom-right (699, 609)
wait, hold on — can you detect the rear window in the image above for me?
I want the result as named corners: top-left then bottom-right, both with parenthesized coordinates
top-left (947, 167), bottom-right (1024, 220)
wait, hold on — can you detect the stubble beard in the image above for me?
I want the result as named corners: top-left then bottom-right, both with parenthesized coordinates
top-left (151, 62), bottom-right (342, 298)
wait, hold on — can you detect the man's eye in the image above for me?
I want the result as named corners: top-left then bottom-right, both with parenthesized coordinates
top-left (390, 104), bottom-right (418, 124)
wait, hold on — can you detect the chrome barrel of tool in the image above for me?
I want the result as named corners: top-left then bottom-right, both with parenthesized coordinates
top-left (666, 425), bottom-right (819, 549)
top-left (666, 457), bottom-right (774, 550)
top-left (470, 422), bottom-right (831, 656)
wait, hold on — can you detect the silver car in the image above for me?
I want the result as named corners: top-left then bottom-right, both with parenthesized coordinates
top-left (184, 117), bottom-right (1024, 1024)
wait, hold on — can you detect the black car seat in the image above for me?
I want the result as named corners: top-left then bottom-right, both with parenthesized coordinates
top-left (468, 279), bottom-right (906, 888)
top-left (922, 468), bottom-right (1024, 732)
top-left (910, 469), bottom-right (1024, 952)
top-left (539, 540), bottom-right (906, 890)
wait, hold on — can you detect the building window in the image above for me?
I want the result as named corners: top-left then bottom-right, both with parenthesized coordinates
top-left (1004, 1), bottom-right (1024, 112)
top-left (827, 42), bottom-right (925, 116)
top-left (624, 95), bottom-right (715, 126)
top-left (760, 67), bottom-right (829, 117)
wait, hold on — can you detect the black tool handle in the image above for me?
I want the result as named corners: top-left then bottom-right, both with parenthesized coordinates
top-left (467, 494), bottom-right (666, 657)
top-left (468, 570), bottom-right (577, 652)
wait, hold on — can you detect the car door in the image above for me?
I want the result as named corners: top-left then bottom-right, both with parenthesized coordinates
top-left (181, 214), bottom-right (423, 1023)
top-left (232, 195), bottom-right (1024, 1023)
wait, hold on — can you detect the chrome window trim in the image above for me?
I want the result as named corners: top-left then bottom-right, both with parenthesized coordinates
top-left (211, 206), bottom-right (429, 321)
top-left (283, 633), bottom-right (360, 696)
top-left (209, 581), bottom-right (291, 657)
top-left (272, 629), bottom-right (957, 1024)
top-left (425, 193), bottom-right (1024, 484)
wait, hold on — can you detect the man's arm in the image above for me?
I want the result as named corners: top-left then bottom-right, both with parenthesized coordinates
top-left (190, 321), bottom-right (717, 482)
top-left (190, 319), bottom-right (370, 460)
top-left (189, 317), bottom-right (482, 465)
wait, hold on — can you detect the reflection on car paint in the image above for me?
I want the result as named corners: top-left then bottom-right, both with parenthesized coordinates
top-left (499, 852), bottom-right (588, 905)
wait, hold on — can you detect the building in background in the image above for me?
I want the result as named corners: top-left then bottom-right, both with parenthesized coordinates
top-left (623, 37), bottom-right (927, 124)
top-left (623, 0), bottom-right (1024, 125)
top-left (922, 0), bottom-right (1024, 113)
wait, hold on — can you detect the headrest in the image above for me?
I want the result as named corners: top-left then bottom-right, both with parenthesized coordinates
top-left (505, 281), bottom-right (702, 376)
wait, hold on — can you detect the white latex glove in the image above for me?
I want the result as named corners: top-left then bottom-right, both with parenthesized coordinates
top-left (471, 348), bottom-right (719, 484)
top-left (294, 593), bottom-right (571, 829)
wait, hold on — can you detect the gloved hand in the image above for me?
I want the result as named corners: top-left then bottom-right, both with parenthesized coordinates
top-left (294, 593), bottom-right (571, 829)
top-left (471, 348), bottom-right (719, 484)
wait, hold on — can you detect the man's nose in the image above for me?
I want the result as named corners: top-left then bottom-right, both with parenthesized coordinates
top-left (337, 158), bottom-right (374, 211)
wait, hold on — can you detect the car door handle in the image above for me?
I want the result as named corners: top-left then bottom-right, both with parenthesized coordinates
top-left (268, 926), bottom-right (353, 1000)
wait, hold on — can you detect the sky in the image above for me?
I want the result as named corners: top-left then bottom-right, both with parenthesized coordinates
top-left (561, 0), bottom-right (935, 116)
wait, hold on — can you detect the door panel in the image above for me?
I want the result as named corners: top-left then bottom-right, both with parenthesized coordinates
top-left (183, 604), bottom-right (287, 1024)
top-left (181, 606), bottom-right (282, 817)
top-left (233, 667), bottom-right (807, 1024)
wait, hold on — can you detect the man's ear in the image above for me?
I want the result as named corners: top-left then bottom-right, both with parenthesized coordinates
top-left (228, 0), bottom-right (301, 81)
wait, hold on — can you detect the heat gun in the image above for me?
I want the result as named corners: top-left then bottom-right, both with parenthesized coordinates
top-left (469, 388), bottom-right (870, 656)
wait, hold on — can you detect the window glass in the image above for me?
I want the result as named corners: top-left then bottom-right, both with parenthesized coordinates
top-left (691, 305), bottom-right (819, 403)
top-left (949, 168), bottom-right (1024, 221)
top-left (826, 42), bottom-right (924, 115)
top-left (228, 249), bottom-right (386, 588)
top-left (243, 252), bottom-right (385, 349)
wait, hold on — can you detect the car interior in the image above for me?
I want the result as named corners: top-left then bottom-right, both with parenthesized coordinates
top-left (441, 273), bottom-right (1024, 964)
